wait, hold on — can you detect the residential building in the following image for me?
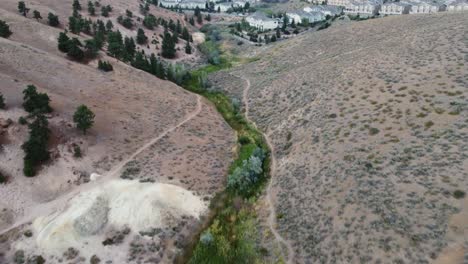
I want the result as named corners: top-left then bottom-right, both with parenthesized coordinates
top-left (344, 0), bottom-right (381, 15)
top-left (380, 2), bottom-right (411, 15)
top-left (408, 1), bottom-right (445, 14)
top-left (303, 5), bottom-right (343, 16)
top-left (286, 10), bottom-right (326, 24)
top-left (246, 12), bottom-right (281, 30)
top-left (327, 0), bottom-right (352, 7)
top-left (159, 0), bottom-right (207, 9)
top-left (446, 0), bottom-right (468, 11)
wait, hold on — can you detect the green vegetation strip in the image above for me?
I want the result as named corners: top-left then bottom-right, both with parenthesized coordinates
top-left (175, 63), bottom-right (271, 263)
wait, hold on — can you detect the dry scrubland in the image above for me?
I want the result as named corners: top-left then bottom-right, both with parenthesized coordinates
top-left (0, 4), bottom-right (235, 263)
top-left (211, 13), bottom-right (468, 263)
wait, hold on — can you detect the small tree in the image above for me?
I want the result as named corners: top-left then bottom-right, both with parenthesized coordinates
top-left (47, 13), bottom-right (60, 27)
top-left (136, 28), bottom-right (147, 45)
top-left (18, 1), bottom-right (29, 16)
top-left (73, 105), bottom-right (95, 134)
top-left (33, 10), bottom-right (42, 20)
top-left (0, 93), bottom-right (5, 109)
top-left (0, 20), bottom-right (13, 38)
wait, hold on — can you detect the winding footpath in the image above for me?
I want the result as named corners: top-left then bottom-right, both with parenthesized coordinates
top-left (234, 74), bottom-right (296, 264)
top-left (0, 95), bottom-right (203, 235)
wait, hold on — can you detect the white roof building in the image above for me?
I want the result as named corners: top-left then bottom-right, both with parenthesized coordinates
top-left (327, 0), bottom-right (352, 7)
top-left (246, 12), bottom-right (281, 30)
top-left (304, 5), bottom-right (343, 16)
top-left (344, 0), bottom-right (381, 15)
top-left (408, 1), bottom-right (445, 14)
top-left (286, 10), bottom-right (326, 24)
top-left (380, 2), bottom-right (411, 15)
top-left (446, 0), bottom-right (468, 11)
top-left (159, 0), bottom-right (207, 9)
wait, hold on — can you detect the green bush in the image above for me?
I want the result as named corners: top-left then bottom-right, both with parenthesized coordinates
top-left (238, 136), bottom-right (251, 145)
top-left (227, 147), bottom-right (265, 197)
top-left (453, 190), bottom-right (465, 199)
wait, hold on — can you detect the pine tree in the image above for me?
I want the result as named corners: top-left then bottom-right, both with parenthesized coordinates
top-left (33, 10), bottom-right (42, 20)
top-left (57, 32), bottom-right (70, 52)
top-left (182, 27), bottom-right (190, 41)
top-left (73, 105), bottom-right (95, 134)
top-left (22, 113), bottom-right (50, 177)
top-left (276, 27), bottom-right (281, 39)
top-left (185, 40), bottom-right (191, 54)
top-left (18, 1), bottom-right (29, 16)
top-left (132, 51), bottom-right (150, 71)
top-left (67, 38), bottom-right (84, 61)
top-left (73, 0), bottom-right (82, 11)
top-left (68, 16), bottom-right (82, 34)
top-left (161, 28), bottom-right (176, 59)
top-left (136, 28), bottom-right (148, 45)
top-left (176, 20), bottom-right (182, 33)
top-left (105, 20), bottom-right (113, 31)
top-left (47, 13), bottom-right (60, 27)
top-left (107, 30), bottom-right (124, 58)
top-left (189, 17), bottom-right (195, 26)
top-left (123, 36), bottom-right (136, 61)
top-left (88, 1), bottom-right (95, 15)
top-left (0, 20), bottom-right (13, 38)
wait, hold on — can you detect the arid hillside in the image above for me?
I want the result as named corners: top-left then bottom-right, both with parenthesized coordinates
top-left (0, 3), bottom-right (235, 263)
top-left (211, 13), bottom-right (468, 263)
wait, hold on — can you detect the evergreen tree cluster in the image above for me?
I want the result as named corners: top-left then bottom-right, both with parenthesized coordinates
top-left (22, 85), bottom-right (52, 114)
top-left (57, 32), bottom-right (102, 61)
top-left (21, 85), bottom-right (52, 177)
top-left (22, 113), bottom-right (50, 177)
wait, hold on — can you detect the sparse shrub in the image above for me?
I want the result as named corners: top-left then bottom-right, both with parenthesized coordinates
top-left (18, 116), bottom-right (27, 125)
top-left (238, 136), bottom-right (251, 145)
top-left (0, 171), bottom-right (7, 184)
top-left (73, 144), bottom-right (82, 158)
top-left (0, 93), bottom-right (5, 109)
top-left (14, 250), bottom-right (25, 264)
top-left (453, 190), bottom-right (465, 199)
top-left (424, 121), bottom-right (434, 129)
top-left (0, 20), bottom-right (13, 38)
top-left (98, 60), bottom-right (113, 72)
top-left (199, 231), bottom-right (214, 245)
top-left (369, 127), bottom-right (380, 135)
top-left (90, 255), bottom-right (101, 264)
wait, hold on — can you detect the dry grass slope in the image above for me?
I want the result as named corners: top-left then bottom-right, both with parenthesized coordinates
top-left (0, 2), bottom-right (235, 263)
top-left (211, 13), bottom-right (468, 264)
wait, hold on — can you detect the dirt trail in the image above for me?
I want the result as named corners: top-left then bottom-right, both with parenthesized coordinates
top-left (234, 74), bottom-right (295, 264)
top-left (0, 95), bottom-right (203, 235)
